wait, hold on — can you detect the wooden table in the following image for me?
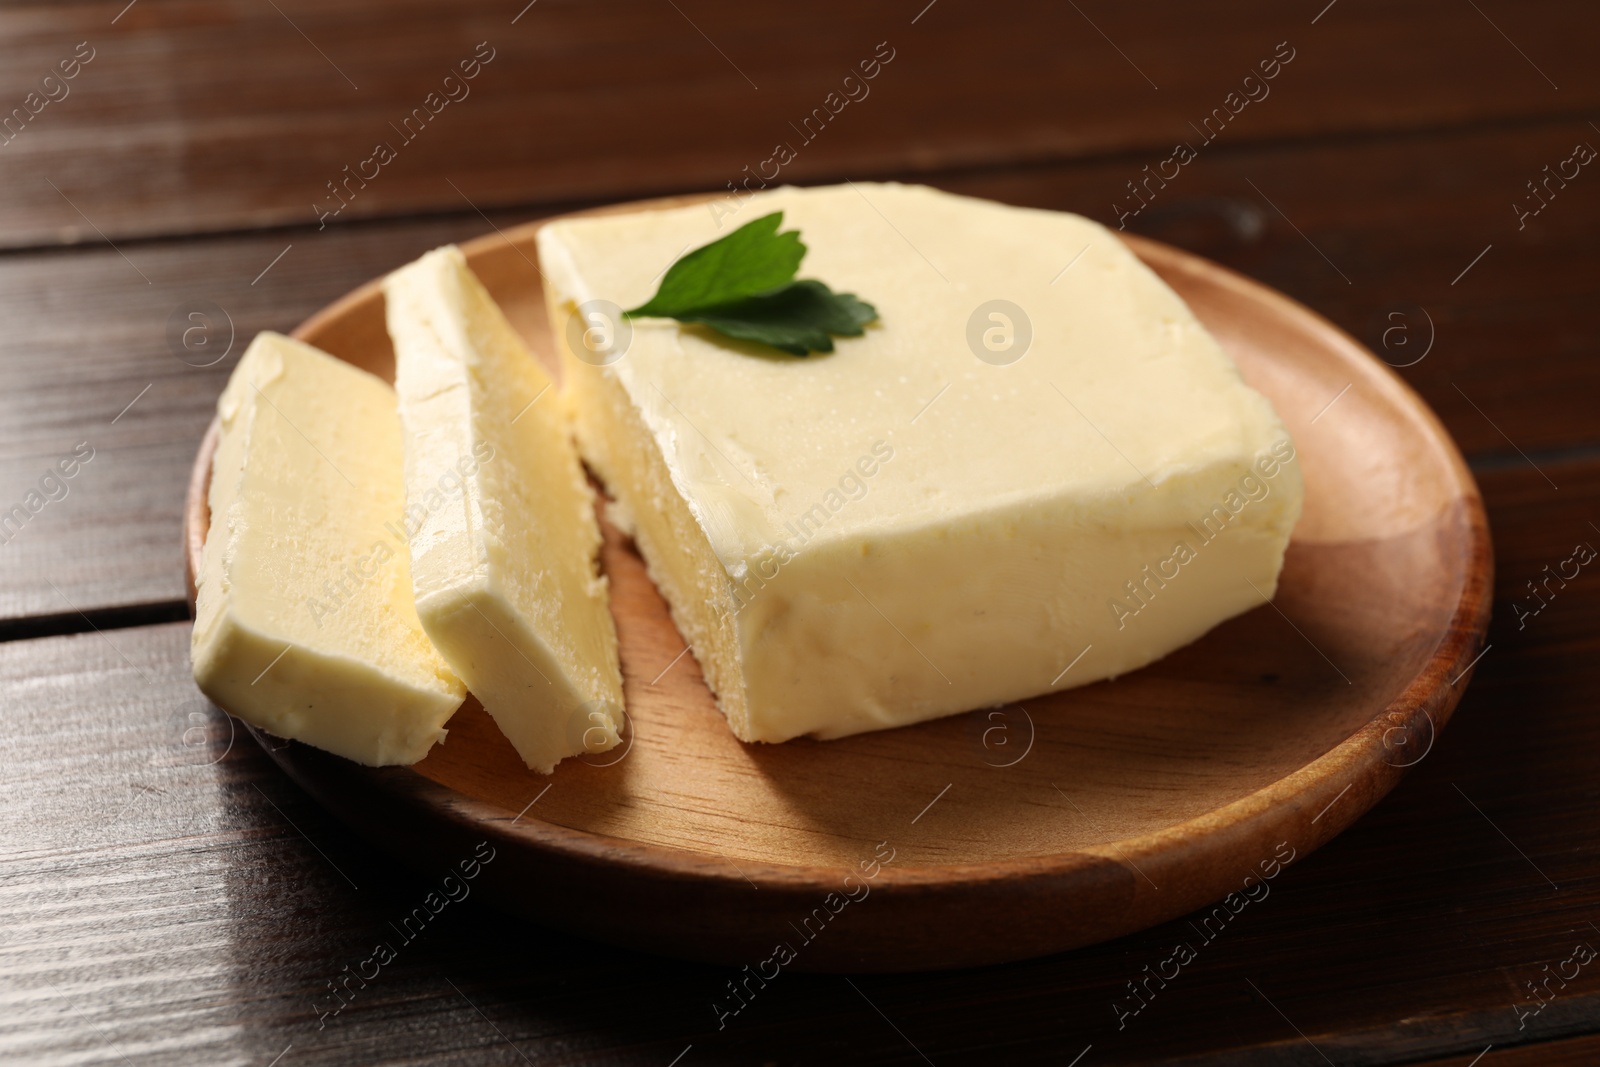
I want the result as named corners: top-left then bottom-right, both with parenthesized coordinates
top-left (4, 2), bottom-right (1598, 1063)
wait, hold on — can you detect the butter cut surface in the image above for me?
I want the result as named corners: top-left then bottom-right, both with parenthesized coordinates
top-left (537, 183), bottom-right (1304, 743)
top-left (385, 246), bottom-right (624, 774)
top-left (191, 332), bottom-right (466, 766)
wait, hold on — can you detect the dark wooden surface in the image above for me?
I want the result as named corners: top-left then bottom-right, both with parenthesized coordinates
top-left (3, 1), bottom-right (1597, 1063)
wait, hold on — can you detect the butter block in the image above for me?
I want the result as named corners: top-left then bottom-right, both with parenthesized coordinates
top-left (385, 246), bottom-right (624, 773)
top-left (538, 183), bottom-right (1304, 743)
top-left (191, 332), bottom-right (466, 765)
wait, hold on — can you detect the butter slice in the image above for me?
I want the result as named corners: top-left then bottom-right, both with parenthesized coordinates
top-left (538, 183), bottom-right (1304, 743)
top-left (385, 246), bottom-right (624, 773)
top-left (191, 333), bottom-right (466, 765)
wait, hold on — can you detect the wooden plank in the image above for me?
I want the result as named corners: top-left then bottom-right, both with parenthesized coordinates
top-left (1, 0), bottom-right (1596, 247)
top-left (4, 117), bottom-right (1597, 624)
top-left (1418, 1033), bottom-right (1600, 1066)
top-left (2, 459), bottom-right (1598, 1064)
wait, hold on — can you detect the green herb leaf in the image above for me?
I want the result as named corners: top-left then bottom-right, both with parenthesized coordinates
top-left (623, 211), bottom-right (879, 356)
top-left (626, 212), bottom-right (805, 318)
top-left (680, 281), bottom-right (878, 356)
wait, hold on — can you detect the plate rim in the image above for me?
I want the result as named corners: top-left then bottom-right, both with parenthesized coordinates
top-left (185, 195), bottom-right (1493, 900)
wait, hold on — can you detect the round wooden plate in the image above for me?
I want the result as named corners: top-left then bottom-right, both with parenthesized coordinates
top-left (184, 197), bottom-right (1491, 972)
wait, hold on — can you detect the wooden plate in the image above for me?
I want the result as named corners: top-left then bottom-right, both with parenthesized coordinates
top-left (184, 197), bottom-right (1491, 972)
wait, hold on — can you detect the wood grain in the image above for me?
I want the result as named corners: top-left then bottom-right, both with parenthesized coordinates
top-left (1418, 1034), bottom-right (1600, 1066)
top-left (2, 454), bottom-right (1595, 1063)
top-left (3, 0), bottom-right (1597, 247)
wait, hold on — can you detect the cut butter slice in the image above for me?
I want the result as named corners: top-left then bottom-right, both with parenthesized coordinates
top-left (537, 182), bottom-right (1305, 743)
top-left (385, 245), bottom-right (624, 774)
top-left (191, 332), bottom-right (466, 765)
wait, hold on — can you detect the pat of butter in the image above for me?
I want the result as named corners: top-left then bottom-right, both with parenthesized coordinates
top-left (385, 246), bottom-right (624, 774)
top-left (191, 333), bottom-right (465, 765)
top-left (538, 183), bottom-right (1304, 743)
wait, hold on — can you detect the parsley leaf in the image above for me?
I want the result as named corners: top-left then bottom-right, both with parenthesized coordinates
top-left (680, 280), bottom-right (877, 356)
top-left (623, 211), bottom-right (878, 356)
top-left (627, 212), bottom-right (804, 318)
